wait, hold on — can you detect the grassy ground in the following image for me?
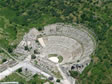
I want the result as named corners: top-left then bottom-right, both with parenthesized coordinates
top-left (48, 54), bottom-right (58, 57)
top-left (58, 56), bottom-right (63, 63)
top-left (0, 73), bottom-right (53, 84)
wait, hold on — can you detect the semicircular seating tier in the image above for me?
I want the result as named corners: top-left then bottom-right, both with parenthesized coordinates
top-left (41, 23), bottom-right (95, 64)
top-left (41, 36), bottom-right (83, 64)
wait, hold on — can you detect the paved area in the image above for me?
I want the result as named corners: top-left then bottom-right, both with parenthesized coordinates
top-left (0, 58), bottom-right (55, 81)
top-left (0, 62), bottom-right (23, 80)
top-left (38, 38), bottom-right (46, 47)
top-left (56, 64), bottom-right (71, 84)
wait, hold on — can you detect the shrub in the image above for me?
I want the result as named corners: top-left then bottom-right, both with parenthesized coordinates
top-left (34, 49), bottom-right (40, 54)
top-left (19, 82), bottom-right (24, 84)
top-left (31, 54), bottom-right (36, 59)
top-left (33, 74), bottom-right (38, 78)
top-left (69, 71), bottom-right (79, 78)
top-left (8, 47), bottom-right (13, 53)
top-left (24, 46), bottom-right (29, 50)
top-left (38, 27), bottom-right (43, 31)
top-left (18, 68), bottom-right (22, 73)
top-left (2, 58), bottom-right (7, 63)
top-left (56, 79), bottom-right (60, 82)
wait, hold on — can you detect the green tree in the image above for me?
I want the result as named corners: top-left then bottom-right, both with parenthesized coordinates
top-left (2, 58), bottom-right (7, 63)
top-left (69, 71), bottom-right (79, 78)
top-left (24, 46), bottom-right (29, 51)
top-left (56, 79), bottom-right (60, 83)
top-left (31, 54), bottom-right (36, 59)
top-left (8, 47), bottom-right (13, 53)
top-left (32, 81), bottom-right (36, 84)
top-left (19, 82), bottom-right (24, 84)
top-left (38, 27), bottom-right (43, 31)
top-left (18, 68), bottom-right (22, 73)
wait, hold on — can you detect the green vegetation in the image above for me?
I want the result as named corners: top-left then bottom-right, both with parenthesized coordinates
top-left (34, 49), bottom-right (40, 54)
top-left (56, 79), bottom-right (60, 83)
top-left (48, 54), bottom-right (58, 57)
top-left (38, 27), bottom-right (44, 31)
top-left (24, 45), bottom-right (30, 51)
top-left (0, 49), bottom-right (11, 63)
top-left (34, 60), bottom-right (38, 65)
top-left (0, 73), bottom-right (53, 84)
top-left (0, 0), bottom-right (112, 84)
top-left (52, 71), bottom-right (62, 79)
top-left (17, 68), bottom-right (22, 73)
top-left (2, 58), bottom-right (7, 63)
top-left (31, 54), bottom-right (36, 59)
top-left (7, 47), bottom-right (13, 53)
top-left (0, 73), bottom-right (26, 84)
top-left (58, 56), bottom-right (63, 63)
top-left (69, 71), bottom-right (79, 78)
top-left (48, 54), bottom-right (63, 63)
top-left (30, 74), bottom-right (53, 84)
